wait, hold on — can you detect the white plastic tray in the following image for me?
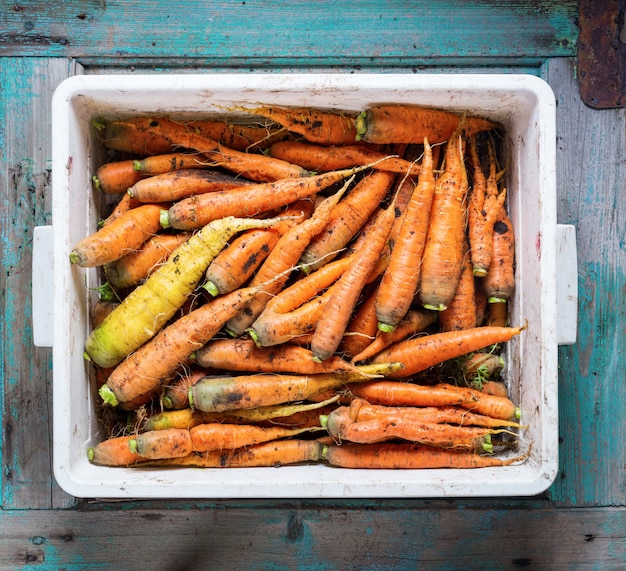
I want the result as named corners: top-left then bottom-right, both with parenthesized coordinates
top-left (35, 73), bottom-right (577, 498)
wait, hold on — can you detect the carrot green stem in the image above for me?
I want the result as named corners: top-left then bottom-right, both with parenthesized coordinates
top-left (98, 384), bottom-right (119, 407)
top-left (202, 281), bottom-right (220, 297)
top-left (423, 303), bottom-right (447, 311)
top-left (128, 439), bottom-right (138, 454)
top-left (159, 209), bottom-right (171, 229)
top-left (162, 396), bottom-right (173, 409)
top-left (319, 415), bottom-right (329, 429)
top-left (132, 160), bottom-right (142, 171)
top-left (247, 328), bottom-right (261, 347)
top-left (87, 447), bottom-right (95, 462)
top-left (354, 111), bottom-right (368, 141)
top-left (377, 322), bottom-right (396, 333)
top-left (68, 251), bottom-right (81, 265)
top-left (482, 434), bottom-right (493, 454)
top-left (515, 407), bottom-right (521, 421)
top-left (92, 175), bottom-right (101, 191)
top-left (488, 296), bottom-right (508, 304)
top-left (187, 387), bottom-right (194, 409)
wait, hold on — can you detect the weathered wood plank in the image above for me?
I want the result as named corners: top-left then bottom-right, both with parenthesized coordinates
top-left (0, 0), bottom-right (578, 65)
top-left (0, 504), bottom-right (623, 569)
top-left (0, 57), bottom-right (77, 510)
top-left (543, 58), bottom-right (626, 508)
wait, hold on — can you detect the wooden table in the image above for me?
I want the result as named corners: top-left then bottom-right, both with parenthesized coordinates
top-left (1, 1), bottom-right (624, 568)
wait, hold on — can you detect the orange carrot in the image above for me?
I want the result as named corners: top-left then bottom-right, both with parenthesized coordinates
top-left (246, 105), bottom-right (359, 145)
top-left (162, 368), bottom-right (209, 410)
top-left (375, 138), bottom-right (436, 331)
top-left (485, 299), bottom-right (509, 327)
top-left (100, 192), bottom-right (142, 228)
top-left (419, 133), bottom-right (469, 311)
top-left (479, 380), bottom-right (510, 398)
top-left (162, 165), bottom-right (371, 231)
top-left (128, 168), bottom-right (252, 203)
top-left (189, 423), bottom-right (321, 452)
top-left (99, 119), bottom-right (175, 156)
top-left (268, 140), bottom-right (421, 175)
top-left (128, 427), bottom-right (194, 459)
top-left (299, 170), bottom-right (396, 272)
top-left (180, 118), bottom-right (287, 151)
top-left (483, 206), bottom-right (515, 302)
top-left (351, 308), bottom-right (438, 364)
top-left (310, 196), bottom-right (399, 362)
top-left (87, 435), bottom-right (146, 467)
top-left (338, 284), bottom-right (381, 360)
top-left (371, 324), bottom-right (524, 378)
top-left (460, 352), bottom-right (505, 385)
top-left (132, 152), bottom-right (209, 175)
top-left (104, 232), bottom-right (191, 290)
top-left (69, 203), bottom-right (164, 267)
top-left (93, 159), bottom-right (145, 195)
top-left (347, 380), bottom-right (519, 421)
top-left (438, 243), bottom-right (477, 332)
top-left (355, 104), bottom-right (498, 144)
top-left (323, 442), bottom-right (529, 469)
top-left (144, 438), bottom-right (324, 467)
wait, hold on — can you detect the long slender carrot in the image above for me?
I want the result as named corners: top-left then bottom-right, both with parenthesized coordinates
top-left (189, 423), bottom-right (322, 452)
top-left (418, 133), bottom-right (469, 311)
top-left (104, 232), bottom-right (191, 290)
top-left (375, 138), bottom-right (436, 331)
top-left (69, 203), bottom-right (164, 267)
top-left (93, 159), bottom-right (145, 195)
top-left (438, 243), bottom-right (477, 332)
top-left (128, 169), bottom-right (252, 203)
top-left (323, 442), bottom-right (529, 469)
top-left (355, 104), bottom-right (498, 144)
top-left (482, 206), bottom-right (515, 302)
top-left (85, 214), bottom-right (294, 369)
top-left (370, 324), bottom-right (524, 379)
top-left (87, 435), bottom-right (146, 467)
top-left (268, 141), bottom-right (421, 175)
top-left (245, 105), bottom-right (359, 145)
top-left (128, 428), bottom-right (193, 459)
top-left (188, 362), bottom-right (403, 413)
top-left (310, 194), bottom-right (399, 362)
top-left (162, 164), bottom-right (371, 231)
top-left (347, 380), bottom-right (519, 421)
top-left (298, 170), bottom-right (396, 273)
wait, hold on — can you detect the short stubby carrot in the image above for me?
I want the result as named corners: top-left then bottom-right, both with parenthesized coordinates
top-left (93, 159), bottom-right (145, 195)
top-left (87, 434), bottom-right (146, 467)
top-left (370, 325), bottom-right (524, 379)
top-left (69, 203), bottom-right (164, 267)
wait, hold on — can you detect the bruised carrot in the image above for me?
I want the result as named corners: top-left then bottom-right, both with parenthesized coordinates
top-left (419, 133), bottom-right (469, 311)
top-left (128, 427), bottom-right (193, 459)
top-left (355, 104), bottom-right (498, 144)
top-left (87, 434), bottom-right (145, 467)
top-left (189, 423), bottom-right (322, 452)
top-left (375, 138), bottom-right (436, 331)
top-left (351, 308), bottom-right (438, 364)
top-left (347, 380), bottom-right (519, 421)
top-left (128, 169), bottom-right (252, 203)
top-left (70, 203), bottom-right (164, 267)
top-left (104, 232), bottom-right (191, 290)
top-left (323, 442), bottom-right (529, 469)
top-left (188, 362), bottom-right (404, 412)
top-left (310, 194), bottom-right (399, 362)
top-left (162, 164), bottom-right (372, 231)
top-left (483, 206), bottom-right (515, 302)
top-left (193, 338), bottom-right (364, 375)
top-left (299, 170), bottom-right (396, 272)
top-left (93, 159), bottom-right (145, 195)
top-left (143, 438), bottom-right (324, 467)
top-left (132, 152), bottom-right (208, 174)
top-left (269, 140), bottom-right (421, 175)
top-left (86, 214), bottom-right (293, 369)
top-left (245, 105), bottom-right (359, 145)
top-left (371, 324), bottom-right (524, 378)
top-left (438, 243), bottom-right (477, 332)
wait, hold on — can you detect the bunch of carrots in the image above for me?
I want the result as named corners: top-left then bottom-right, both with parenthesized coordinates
top-left (72, 102), bottom-right (529, 470)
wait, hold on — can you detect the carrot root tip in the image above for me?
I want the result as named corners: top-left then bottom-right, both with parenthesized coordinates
top-left (98, 384), bottom-right (119, 407)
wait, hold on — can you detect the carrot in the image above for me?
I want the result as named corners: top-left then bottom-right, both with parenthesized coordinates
top-left (375, 138), bottom-right (436, 331)
top-left (189, 423), bottom-right (322, 452)
top-left (482, 206), bottom-right (515, 302)
top-left (132, 152), bottom-right (209, 175)
top-left (87, 434), bottom-right (146, 467)
top-left (460, 352), bottom-right (505, 386)
top-left (310, 194), bottom-right (399, 362)
top-left (188, 362), bottom-right (403, 413)
top-left (438, 243), bottom-right (477, 332)
top-left (93, 159), bottom-right (145, 195)
top-left (245, 105), bottom-right (359, 145)
top-left (69, 203), bottom-right (164, 267)
top-left (298, 170), bottom-right (396, 273)
top-left (418, 133), bottom-right (469, 311)
top-left (371, 324), bottom-right (524, 379)
top-left (99, 280), bottom-right (289, 408)
top-left (268, 141), bottom-right (421, 175)
top-left (203, 200), bottom-right (313, 297)
top-left (347, 380), bottom-right (519, 421)
top-left (479, 380), bottom-right (510, 398)
top-left (178, 118), bottom-right (287, 151)
top-left (351, 308), bottom-right (438, 364)
top-left (162, 164), bottom-right (371, 231)
top-left (143, 438), bottom-right (324, 467)
top-left (467, 138), bottom-right (508, 277)
top-left (323, 442), bottom-right (530, 469)
top-left (338, 284), bottom-right (381, 360)
top-left (193, 338), bottom-right (364, 376)
top-left (355, 104), bottom-right (498, 144)
top-left (485, 299), bottom-right (509, 327)
top-left (85, 214), bottom-right (293, 369)
top-left (104, 232), bottom-right (191, 290)
top-left (98, 119), bottom-right (175, 156)
top-left (162, 368), bottom-right (208, 410)
top-left (100, 192), bottom-right (142, 228)
top-left (128, 168), bottom-right (252, 203)
top-left (128, 427), bottom-right (193, 459)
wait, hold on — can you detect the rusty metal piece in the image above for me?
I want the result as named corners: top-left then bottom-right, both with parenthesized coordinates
top-left (577, 0), bottom-right (626, 109)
